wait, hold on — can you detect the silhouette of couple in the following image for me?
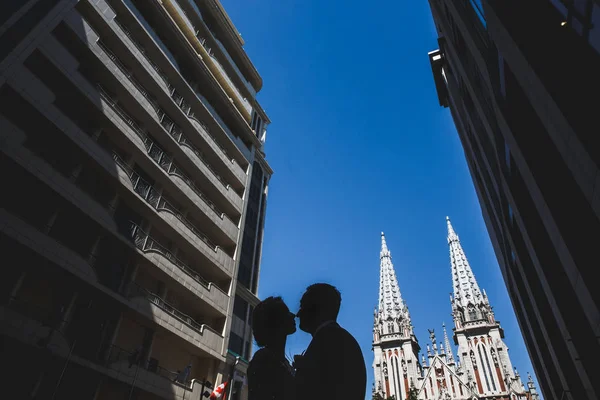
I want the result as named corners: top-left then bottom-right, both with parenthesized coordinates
top-left (248, 283), bottom-right (366, 400)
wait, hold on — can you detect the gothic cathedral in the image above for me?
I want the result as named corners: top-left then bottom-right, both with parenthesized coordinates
top-left (372, 218), bottom-right (541, 400)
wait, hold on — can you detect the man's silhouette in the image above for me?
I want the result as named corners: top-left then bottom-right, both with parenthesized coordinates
top-left (295, 283), bottom-right (366, 400)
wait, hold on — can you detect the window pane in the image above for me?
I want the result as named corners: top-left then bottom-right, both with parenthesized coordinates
top-left (550, 0), bottom-right (568, 17)
top-left (469, 0), bottom-right (486, 26)
top-left (572, 17), bottom-right (584, 35)
top-left (228, 332), bottom-right (244, 355)
top-left (590, 5), bottom-right (600, 54)
top-left (574, 0), bottom-right (589, 15)
top-left (233, 295), bottom-right (248, 319)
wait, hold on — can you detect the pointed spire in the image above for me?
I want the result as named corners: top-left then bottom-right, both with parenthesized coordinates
top-left (446, 216), bottom-right (459, 243)
top-left (378, 232), bottom-right (409, 324)
top-left (442, 322), bottom-right (455, 364)
top-left (527, 372), bottom-right (539, 397)
top-left (446, 217), bottom-right (485, 313)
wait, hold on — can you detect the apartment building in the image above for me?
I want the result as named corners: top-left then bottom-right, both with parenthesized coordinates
top-left (0, 0), bottom-right (271, 399)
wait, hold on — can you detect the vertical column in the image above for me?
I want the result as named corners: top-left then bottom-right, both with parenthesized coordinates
top-left (9, 270), bottom-right (27, 301)
top-left (58, 292), bottom-right (79, 332)
top-left (103, 313), bottom-right (122, 363)
top-left (141, 327), bottom-right (156, 367)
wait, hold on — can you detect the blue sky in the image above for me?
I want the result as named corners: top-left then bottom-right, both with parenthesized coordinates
top-left (221, 0), bottom-right (540, 396)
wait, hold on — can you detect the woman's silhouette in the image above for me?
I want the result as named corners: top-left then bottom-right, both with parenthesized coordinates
top-left (248, 296), bottom-right (296, 400)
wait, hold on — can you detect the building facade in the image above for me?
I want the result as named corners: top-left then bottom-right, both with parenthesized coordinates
top-left (0, 1), bottom-right (270, 399)
top-left (372, 219), bottom-right (540, 400)
top-left (426, 1), bottom-right (600, 399)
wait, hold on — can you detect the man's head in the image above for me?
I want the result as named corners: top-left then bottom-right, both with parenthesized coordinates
top-left (297, 283), bottom-right (341, 335)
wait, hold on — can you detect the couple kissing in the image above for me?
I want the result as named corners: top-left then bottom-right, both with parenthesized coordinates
top-left (247, 283), bottom-right (367, 400)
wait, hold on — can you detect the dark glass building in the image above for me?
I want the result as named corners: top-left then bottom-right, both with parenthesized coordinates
top-left (427, 1), bottom-right (600, 399)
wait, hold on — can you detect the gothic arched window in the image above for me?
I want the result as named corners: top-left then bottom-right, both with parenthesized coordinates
top-left (468, 304), bottom-right (477, 320)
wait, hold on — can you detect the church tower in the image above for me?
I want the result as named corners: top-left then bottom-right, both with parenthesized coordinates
top-left (372, 233), bottom-right (422, 400)
top-left (446, 217), bottom-right (529, 400)
top-left (372, 224), bottom-right (541, 400)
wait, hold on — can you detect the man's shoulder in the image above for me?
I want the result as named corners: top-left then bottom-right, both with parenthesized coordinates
top-left (248, 348), bottom-right (271, 370)
top-left (321, 323), bottom-right (360, 345)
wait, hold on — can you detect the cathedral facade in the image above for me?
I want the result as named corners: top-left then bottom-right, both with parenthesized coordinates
top-left (372, 218), bottom-right (541, 400)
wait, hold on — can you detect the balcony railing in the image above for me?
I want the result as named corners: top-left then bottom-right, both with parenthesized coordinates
top-left (126, 221), bottom-right (213, 289)
top-left (112, 153), bottom-right (217, 252)
top-left (174, 89), bottom-right (235, 164)
top-left (97, 41), bottom-right (234, 190)
top-left (6, 296), bottom-right (70, 335)
top-left (127, 281), bottom-right (204, 333)
top-left (159, 113), bottom-right (230, 189)
top-left (105, 344), bottom-right (194, 388)
top-left (113, 19), bottom-right (171, 87)
top-left (96, 84), bottom-right (229, 220)
top-left (98, 41), bottom-right (162, 114)
top-left (114, 19), bottom-right (237, 165)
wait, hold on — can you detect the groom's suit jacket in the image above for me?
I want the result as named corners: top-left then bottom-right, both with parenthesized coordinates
top-left (296, 322), bottom-right (366, 400)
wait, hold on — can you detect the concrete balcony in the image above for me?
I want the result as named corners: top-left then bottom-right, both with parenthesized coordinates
top-left (0, 144), bottom-right (230, 309)
top-left (1, 300), bottom-right (215, 400)
top-left (175, 0), bottom-right (257, 97)
top-left (0, 209), bottom-right (99, 285)
top-left (59, 12), bottom-right (245, 212)
top-left (100, 4), bottom-right (253, 167)
top-left (159, 0), bottom-right (252, 123)
top-left (95, 38), bottom-right (246, 195)
top-left (102, 345), bottom-right (209, 399)
top-left (1, 67), bottom-right (237, 275)
top-left (127, 283), bottom-right (224, 359)
top-left (93, 78), bottom-right (242, 217)
top-left (0, 210), bottom-right (225, 360)
top-left (113, 152), bottom-right (236, 272)
top-left (127, 223), bottom-right (230, 313)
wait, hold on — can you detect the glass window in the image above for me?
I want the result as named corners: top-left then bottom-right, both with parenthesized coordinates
top-left (574, 0), bottom-right (589, 15)
top-left (504, 142), bottom-right (511, 173)
top-left (590, 5), bottom-right (600, 53)
top-left (469, 0), bottom-right (486, 27)
top-left (571, 17), bottom-right (584, 35)
top-left (233, 295), bottom-right (248, 320)
top-left (248, 306), bottom-right (254, 327)
top-left (228, 332), bottom-right (244, 355)
top-left (550, 0), bottom-right (568, 17)
top-left (498, 54), bottom-right (506, 98)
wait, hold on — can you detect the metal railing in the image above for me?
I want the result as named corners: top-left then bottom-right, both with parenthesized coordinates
top-left (113, 19), bottom-right (171, 87)
top-left (97, 41), bottom-right (232, 190)
top-left (105, 345), bottom-right (193, 388)
top-left (167, 84), bottom-right (236, 168)
top-left (96, 84), bottom-right (228, 220)
top-left (114, 19), bottom-right (239, 170)
top-left (97, 84), bottom-right (146, 141)
top-left (159, 114), bottom-right (230, 189)
top-left (127, 281), bottom-right (204, 333)
top-left (98, 41), bottom-right (162, 114)
top-left (126, 221), bottom-right (213, 289)
top-left (6, 297), bottom-right (70, 336)
top-left (112, 153), bottom-right (218, 251)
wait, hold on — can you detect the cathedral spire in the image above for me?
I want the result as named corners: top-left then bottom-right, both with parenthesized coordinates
top-left (446, 217), bottom-right (485, 312)
top-left (442, 322), bottom-right (455, 364)
top-left (378, 232), bottom-right (408, 322)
